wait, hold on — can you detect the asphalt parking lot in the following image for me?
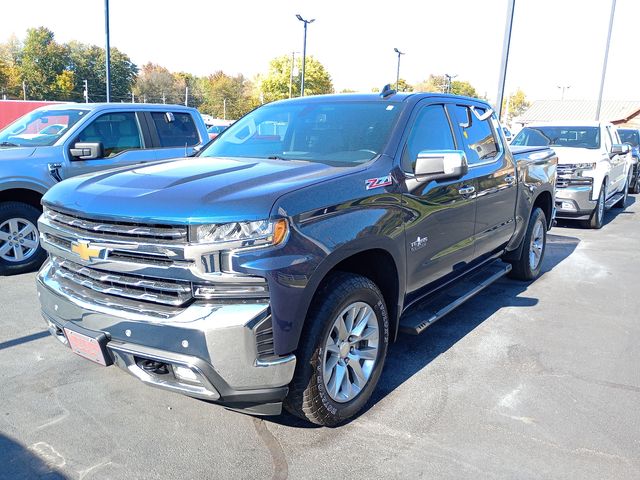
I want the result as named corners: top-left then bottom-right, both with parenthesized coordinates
top-left (1, 198), bottom-right (639, 480)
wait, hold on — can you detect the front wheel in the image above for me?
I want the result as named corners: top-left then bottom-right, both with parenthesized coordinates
top-left (614, 174), bottom-right (630, 209)
top-left (587, 184), bottom-right (606, 229)
top-left (508, 207), bottom-right (547, 281)
top-left (284, 272), bottom-right (389, 426)
top-left (0, 202), bottom-right (47, 276)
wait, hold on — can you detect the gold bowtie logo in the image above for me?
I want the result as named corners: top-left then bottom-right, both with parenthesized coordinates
top-left (71, 240), bottom-right (105, 262)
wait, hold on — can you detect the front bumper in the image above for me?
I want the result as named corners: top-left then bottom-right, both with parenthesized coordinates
top-left (555, 186), bottom-right (596, 220)
top-left (36, 260), bottom-right (296, 415)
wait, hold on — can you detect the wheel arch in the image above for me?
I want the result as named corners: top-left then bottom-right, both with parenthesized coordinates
top-left (0, 188), bottom-right (44, 211)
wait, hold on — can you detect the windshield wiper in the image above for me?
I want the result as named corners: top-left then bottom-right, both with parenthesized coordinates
top-left (0, 141), bottom-right (19, 147)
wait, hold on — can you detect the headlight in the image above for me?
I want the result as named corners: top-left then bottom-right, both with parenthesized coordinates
top-left (190, 219), bottom-right (288, 247)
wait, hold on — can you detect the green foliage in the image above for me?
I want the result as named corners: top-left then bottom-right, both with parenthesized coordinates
top-left (503, 88), bottom-right (530, 119)
top-left (20, 27), bottom-right (68, 100)
top-left (199, 71), bottom-right (258, 120)
top-left (393, 79), bottom-right (413, 92)
top-left (260, 55), bottom-right (333, 102)
top-left (414, 75), bottom-right (479, 98)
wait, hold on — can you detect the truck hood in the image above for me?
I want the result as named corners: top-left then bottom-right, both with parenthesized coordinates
top-left (0, 146), bottom-right (37, 160)
top-left (551, 147), bottom-right (605, 165)
top-left (43, 156), bottom-right (354, 224)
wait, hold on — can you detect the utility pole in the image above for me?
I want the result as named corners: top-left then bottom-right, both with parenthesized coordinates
top-left (394, 48), bottom-right (405, 92)
top-left (596, 0), bottom-right (616, 120)
top-left (162, 92), bottom-right (166, 104)
top-left (83, 79), bottom-right (89, 103)
top-left (185, 86), bottom-right (189, 106)
top-left (131, 91), bottom-right (135, 103)
top-left (143, 94), bottom-right (146, 103)
top-left (22, 81), bottom-right (26, 101)
top-left (104, 0), bottom-right (111, 102)
top-left (223, 98), bottom-right (227, 120)
top-left (296, 14), bottom-right (315, 97)
top-left (289, 51), bottom-right (297, 98)
top-left (496, 0), bottom-right (516, 120)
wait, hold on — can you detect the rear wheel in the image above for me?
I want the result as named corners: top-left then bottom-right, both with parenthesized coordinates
top-left (508, 207), bottom-right (547, 281)
top-left (614, 174), bottom-right (630, 209)
top-left (284, 272), bottom-right (389, 426)
top-left (0, 202), bottom-right (46, 276)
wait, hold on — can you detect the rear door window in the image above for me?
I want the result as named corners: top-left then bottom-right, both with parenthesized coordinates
top-left (448, 105), bottom-right (500, 164)
top-left (76, 112), bottom-right (143, 158)
top-left (151, 112), bottom-right (199, 147)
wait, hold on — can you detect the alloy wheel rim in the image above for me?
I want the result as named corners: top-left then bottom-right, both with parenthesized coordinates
top-left (0, 218), bottom-right (40, 262)
top-left (529, 218), bottom-right (544, 270)
top-left (322, 301), bottom-right (379, 403)
top-left (598, 188), bottom-right (605, 221)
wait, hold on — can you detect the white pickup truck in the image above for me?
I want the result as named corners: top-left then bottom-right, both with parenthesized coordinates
top-left (512, 121), bottom-right (632, 228)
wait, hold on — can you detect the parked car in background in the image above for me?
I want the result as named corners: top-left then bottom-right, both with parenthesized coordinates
top-left (502, 126), bottom-right (513, 142)
top-left (0, 103), bottom-right (209, 275)
top-left (207, 123), bottom-right (230, 140)
top-left (37, 91), bottom-right (556, 426)
top-left (512, 121), bottom-right (632, 228)
top-left (617, 128), bottom-right (640, 194)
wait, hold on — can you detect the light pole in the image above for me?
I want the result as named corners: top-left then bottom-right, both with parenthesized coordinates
top-left (104, 0), bottom-right (111, 102)
top-left (444, 73), bottom-right (457, 93)
top-left (496, 0), bottom-right (516, 121)
top-left (289, 51), bottom-right (299, 98)
top-left (394, 48), bottom-right (405, 91)
top-left (296, 14), bottom-right (315, 97)
top-left (557, 85), bottom-right (571, 101)
top-left (596, 0), bottom-right (616, 120)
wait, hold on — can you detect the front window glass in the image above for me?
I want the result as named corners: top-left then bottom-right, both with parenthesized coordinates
top-left (402, 104), bottom-right (455, 171)
top-left (619, 129), bottom-right (639, 146)
top-left (512, 126), bottom-right (600, 149)
top-left (200, 101), bottom-right (404, 166)
top-left (76, 112), bottom-right (143, 158)
top-left (0, 109), bottom-right (88, 147)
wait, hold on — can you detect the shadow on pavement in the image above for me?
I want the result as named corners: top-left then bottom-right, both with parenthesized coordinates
top-left (269, 232), bottom-right (580, 428)
top-left (0, 434), bottom-right (68, 480)
top-left (0, 331), bottom-right (49, 351)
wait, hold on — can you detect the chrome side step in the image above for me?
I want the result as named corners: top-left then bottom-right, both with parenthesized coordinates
top-left (605, 192), bottom-right (624, 209)
top-left (399, 260), bottom-right (512, 335)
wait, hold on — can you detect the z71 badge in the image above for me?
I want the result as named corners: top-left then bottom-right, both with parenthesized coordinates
top-left (365, 175), bottom-right (392, 190)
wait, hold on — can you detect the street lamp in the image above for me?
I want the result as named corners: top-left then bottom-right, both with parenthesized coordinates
top-left (394, 48), bottom-right (405, 91)
top-left (296, 14), bottom-right (315, 97)
top-left (557, 85), bottom-right (571, 101)
top-left (444, 73), bottom-right (457, 93)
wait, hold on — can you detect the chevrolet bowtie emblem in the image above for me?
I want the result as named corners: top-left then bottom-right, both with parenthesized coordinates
top-left (71, 240), bottom-right (106, 262)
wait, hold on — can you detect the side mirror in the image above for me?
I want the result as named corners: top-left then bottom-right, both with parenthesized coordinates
top-left (611, 143), bottom-right (630, 155)
top-left (70, 142), bottom-right (103, 160)
top-left (414, 150), bottom-right (468, 181)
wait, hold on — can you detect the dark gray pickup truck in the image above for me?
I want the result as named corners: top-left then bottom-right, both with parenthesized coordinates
top-left (36, 89), bottom-right (557, 426)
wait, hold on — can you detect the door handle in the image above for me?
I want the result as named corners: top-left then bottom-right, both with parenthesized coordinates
top-left (505, 175), bottom-right (516, 184)
top-left (458, 185), bottom-right (475, 196)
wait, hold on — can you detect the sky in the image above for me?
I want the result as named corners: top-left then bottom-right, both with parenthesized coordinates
top-left (2, 0), bottom-right (640, 105)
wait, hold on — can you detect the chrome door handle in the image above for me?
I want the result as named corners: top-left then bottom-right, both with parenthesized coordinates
top-left (505, 175), bottom-right (516, 184)
top-left (458, 186), bottom-right (475, 196)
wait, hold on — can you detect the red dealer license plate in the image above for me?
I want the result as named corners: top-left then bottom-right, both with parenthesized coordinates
top-left (64, 328), bottom-right (108, 366)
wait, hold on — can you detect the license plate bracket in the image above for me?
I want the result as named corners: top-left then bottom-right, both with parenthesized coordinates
top-left (63, 325), bottom-right (112, 366)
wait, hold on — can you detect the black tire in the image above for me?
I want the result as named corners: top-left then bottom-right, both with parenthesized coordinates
top-left (588, 184), bottom-right (606, 229)
top-left (633, 178), bottom-right (640, 195)
top-left (0, 202), bottom-right (47, 276)
top-left (284, 272), bottom-right (389, 426)
top-left (508, 207), bottom-right (547, 281)
top-left (614, 175), bottom-right (630, 209)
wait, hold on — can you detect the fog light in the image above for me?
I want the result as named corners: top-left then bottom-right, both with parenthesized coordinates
top-left (173, 365), bottom-right (200, 383)
top-left (561, 201), bottom-right (574, 210)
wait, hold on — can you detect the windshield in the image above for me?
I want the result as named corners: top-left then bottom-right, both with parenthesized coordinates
top-left (511, 126), bottom-right (600, 149)
top-left (0, 108), bottom-right (89, 147)
top-left (200, 100), bottom-right (403, 166)
top-left (618, 129), bottom-right (639, 147)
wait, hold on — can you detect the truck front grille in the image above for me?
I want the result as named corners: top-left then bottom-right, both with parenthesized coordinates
top-left (51, 257), bottom-right (192, 307)
top-left (46, 208), bottom-right (187, 244)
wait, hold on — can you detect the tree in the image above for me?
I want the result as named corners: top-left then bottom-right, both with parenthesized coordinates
top-left (0, 35), bottom-right (22, 98)
top-left (260, 55), bottom-right (333, 102)
top-left (392, 78), bottom-right (413, 92)
top-left (504, 88), bottom-right (530, 120)
top-left (133, 63), bottom-right (179, 103)
top-left (200, 71), bottom-right (258, 120)
top-left (20, 27), bottom-right (69, 100)
top-left (414, 75), bottom-right (479, 98)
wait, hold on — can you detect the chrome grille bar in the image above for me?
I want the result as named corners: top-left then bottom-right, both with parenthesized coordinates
top-left (46, 208), bottom-right (187, 243)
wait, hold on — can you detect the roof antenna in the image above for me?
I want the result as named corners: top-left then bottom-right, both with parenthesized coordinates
top-left (380, 84), bottom-right (396, 98)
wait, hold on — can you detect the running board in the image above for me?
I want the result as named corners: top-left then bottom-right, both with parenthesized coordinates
top-left (605, 192), bottom-right (623, 209)
top-left (399, 260), bottom-right (512, 335)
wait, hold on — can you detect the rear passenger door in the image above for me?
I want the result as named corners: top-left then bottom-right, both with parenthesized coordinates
top-left (64, 111), bottom-right (156, 178)
top-left (145, 111), bottom-right (202, 160)
top-left (447, 104), bottom-right (517, 262)
top-left (402, 101), bottom-right (478, 295)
